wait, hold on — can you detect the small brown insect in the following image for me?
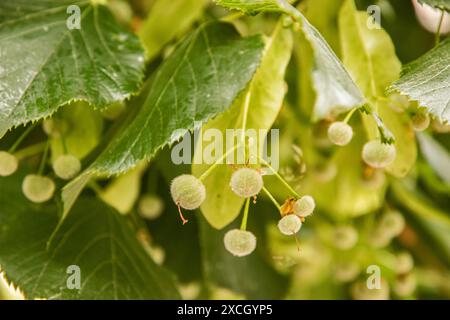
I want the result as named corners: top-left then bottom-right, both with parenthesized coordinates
top-left (280, 197), bottom-right (296, 216)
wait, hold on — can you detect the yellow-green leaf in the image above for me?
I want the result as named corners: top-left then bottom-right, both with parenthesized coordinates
top-left (139, 0), bottom-right (206, 60)
top-left (339, 0), bottom-right (417, 177)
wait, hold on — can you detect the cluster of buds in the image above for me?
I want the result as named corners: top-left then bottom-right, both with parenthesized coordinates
top-left (170, 158), bottom-right (316, 258)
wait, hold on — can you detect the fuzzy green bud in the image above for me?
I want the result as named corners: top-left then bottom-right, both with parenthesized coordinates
top-left (52, 154), bottom-right (81, 180)
top-left (278, 214), bottom-right (302, 235)
top-left (0, 151), bottom-right (18, 177)
top-left (229, 168), bottom-right (263, 198)
top-left (170, 174), bottom-right (205, 210)
top-left (293, 195), bottom-right (315, 217)
top-left (138, 195), bottom-right (164, 220)
top-left (327, 121), bottom-right (353, 146)
top-left (379, 210), bottom-right (405, 238)
top-left (362, 140), bottom-right (396, 168)
top-left (333, 226), bottom-right (358, 250)
top-left (22, 174), bottom-right (55, 203)
top-left (223, 229), bottom-right (257, 257)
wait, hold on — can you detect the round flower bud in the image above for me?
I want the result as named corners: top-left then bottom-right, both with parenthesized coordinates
top-left (379, 210), bottom-right (405, 238)
top-left (52, 154), bottom-right (81, 180)
top-left (334, 261), bottom-right (360, 282)
top-left (313, 162), bottom-right (337, 183)
top-left (148, 245), bottom-right (165, 265)
top-left (278, 214), bottom-right (302, 235)
top-left (362, 140), bottom-right (396, 168)
top-left (170, 174), bottom-right (205, 210)
top-left (223, 229), bottom-right (257, 257)
top-left (138, 195), bottom-right (164, 220)
top-left (179, 282), bottom-right (201, 300)
top-left (369, 227), bottom-right (392, 248)
top-left (395, 252), bottom-right (414, 274)
top-left (351, 278), bottom-right (390, 300)
top-left (327, 121), bottom-right (353, 146)
top-left (293, 195), bottom-right (315, 217)
top-left (0, 151), bottom-right (18, 177)
top-left (229, 168), bottom-right (263, 198)
top-left (22, 175), bottom-right (55, 203)
top-left (412, 111), bottom-right (430, 131)
top-left (394, 273), bottom-right (417, 297)
top-left (333, 226), bottom-right (358, 250)
top-left (42, 118), bottom-right (68, 137)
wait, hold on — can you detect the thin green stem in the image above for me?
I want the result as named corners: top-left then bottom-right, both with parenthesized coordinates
top-left (8, 124), bottom-right (37, 153)
top-left (61, 133), bottom-right (68, 154)
top-left (259, 156), bottom-right (300, 198)
top-left (199, 144), bottom-right (240, 181)
top-left (13, 142), bottom-right (47, 160)
top-left (240, 197), bottom-right (251, 231)
top-left (240, 90), bottom-right (252, 161)
top-left (38, 140), bottom-right (50, 175)
top-left (435, 10), bottom-right (445, 46)
top-left (343, 107), bottom-right (358, 123)
top-left (262, 186), bottom-right (281, 211)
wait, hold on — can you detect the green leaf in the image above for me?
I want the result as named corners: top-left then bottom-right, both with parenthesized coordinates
top-left (213, 0), bottom-right (288, 15)
top-left (339, 0), bottom-right (417, 177)
top-left (418, 0), bottom-right (450, 11)
top-left (192, 22), bottom-right (293, 229)
top-left (213, 0), bottom-right (365, 119)
top-left (390, 38), bottom-right (450, 123)
top-left (216, 0), bottom-right (365, 120)
top-left (0, 0), bottom-right (145, 138)
top-left (300, 0), bottom-right (342, 53)
top-left (0, 171), bottom-right (180, 300)
top-left (299, 11), bottom-right (365, 120)
top-left (61, 22), bottom-right (265, 227)
top-left (339, 0), bottom-right (400, 99)
top-left (139, 0), bottom-right (206, 60)
top-left (417, 132), bottom-right (450, 184)
top-left (88, 22), bottom-right (264, 176)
